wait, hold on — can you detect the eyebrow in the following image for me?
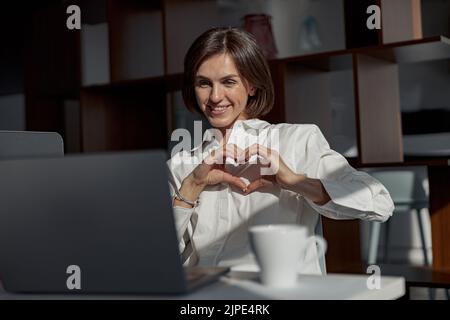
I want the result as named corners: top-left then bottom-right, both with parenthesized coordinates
top-left (195, 74), bottom-right (240, 81)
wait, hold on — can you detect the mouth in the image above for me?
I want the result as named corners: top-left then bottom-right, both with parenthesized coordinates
top-left (208, 105), bottom-right (231, 116)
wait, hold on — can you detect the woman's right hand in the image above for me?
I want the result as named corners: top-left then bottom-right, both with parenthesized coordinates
top-left (174, 144), bottom-right (248, 209)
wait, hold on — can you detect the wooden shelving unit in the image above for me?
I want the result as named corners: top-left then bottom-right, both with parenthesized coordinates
top-left (21, 1), bottom-right (450, 153)
top-left (21, 0), bottom-right (450, 273)
top-left (277, 35), bottom-right (450, 166)
top-left (348, 156), bottom-right (450, 168)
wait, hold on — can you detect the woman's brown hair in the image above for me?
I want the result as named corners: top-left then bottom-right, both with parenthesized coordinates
top-left (182, 27), bottom-right (274, 118)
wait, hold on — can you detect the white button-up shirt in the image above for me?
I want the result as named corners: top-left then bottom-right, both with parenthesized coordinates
top-left (167, 119), bottom-right (394, 274)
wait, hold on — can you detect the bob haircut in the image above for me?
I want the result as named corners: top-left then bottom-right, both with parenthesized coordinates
top-left (182, 27), bottom-right (274, 118)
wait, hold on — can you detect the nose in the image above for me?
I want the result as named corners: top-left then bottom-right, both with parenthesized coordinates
top-left (209, 84), bottom-right (224, 104)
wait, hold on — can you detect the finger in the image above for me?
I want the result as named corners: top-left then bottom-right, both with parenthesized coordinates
top-left (244, 144), bottom-right (259, 163)
top-left (244, 178), bottom-right (274, 194)
top-left (204, 147), bottom-right (219, 166)
top-left (250, 144), bottom-right (281, 174)
top-left (218, 143), bottom-right (242, 165)
top-left (225, 144), bottom-right (245, 164)
top-left (244, 178), bottom-right (272, 194)
top-left (222, 172), bottom-right (248, 191)
top-left (245, 144), bottom-right (270, 160)
top-left (244, 144), bottom-right (271, 166)
top-left (255, 145), bottom-right (274, 166)
top-left (204, 145), bottom-right (229, 166)
top-left (234, 145), bottom-right (246, 164)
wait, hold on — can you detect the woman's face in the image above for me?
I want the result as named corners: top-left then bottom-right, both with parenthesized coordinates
top-left (195, 53), bottom-right (254, 130)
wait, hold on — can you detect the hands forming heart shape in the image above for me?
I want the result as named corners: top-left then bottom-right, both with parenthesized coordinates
top-left (190, 143), bottom-right (302, 195)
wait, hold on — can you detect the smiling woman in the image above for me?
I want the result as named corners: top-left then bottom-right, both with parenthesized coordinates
top-left (194, 53), bottom-right (251, 128)
top-left (182, 27), bottom-right (274, 127)
top-left (167, 27), bottom-right (395, 273)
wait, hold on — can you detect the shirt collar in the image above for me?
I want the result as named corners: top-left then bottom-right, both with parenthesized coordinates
top-left (191, 118), bottom-right (271, 153)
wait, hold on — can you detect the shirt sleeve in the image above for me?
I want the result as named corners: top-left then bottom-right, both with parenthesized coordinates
top-left (167, 156), bottom-right (198, 265)
top-left (299, 125), bottom-right (394, 222)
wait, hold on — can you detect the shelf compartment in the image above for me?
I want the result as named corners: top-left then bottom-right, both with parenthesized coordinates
top-left (26, 4), bottom-right (80, 97)
top-left (282, 52), bottom-right (353, 71)
top-left (164, 0), bottom-right (238, 74)
top-left (279, 36), bottom-right (450, 67)
top-left (283, 57), bottom-right (358, 155)
top-left (82, 73), bottom-right (183, 93)
top-left (380, 0), bottom-right (423, 44)
top-left (108, 0), bottom-right (164, 82)
top-left (80, 87), bottom-right (168, 152)
top-left (81, 22), bottom-right (110, 86)
top-left (361, 36), bottom-right (450, 64)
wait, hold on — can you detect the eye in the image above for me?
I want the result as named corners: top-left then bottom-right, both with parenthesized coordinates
top-left (196, 80), bottom-right (211, 88)
top-left (223, 79), bottom-right (237, 87)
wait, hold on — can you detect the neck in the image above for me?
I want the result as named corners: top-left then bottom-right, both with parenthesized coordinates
top-left (218, 113), bottom-right (248, 143)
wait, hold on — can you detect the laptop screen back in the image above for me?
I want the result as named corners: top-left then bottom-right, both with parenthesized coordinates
top-left (0, 131), bottom-right (64, 159)
top-left (0, 151), bottom-right (187, 294)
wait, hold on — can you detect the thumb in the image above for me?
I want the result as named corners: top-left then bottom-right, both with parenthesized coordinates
top-left (244, 178), bottom-right (274, 195)
top-left (222, 172), bottom-right (248, 192)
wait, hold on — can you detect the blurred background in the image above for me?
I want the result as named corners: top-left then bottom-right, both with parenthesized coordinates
top-left (0, 0), bottom-right (449, 298)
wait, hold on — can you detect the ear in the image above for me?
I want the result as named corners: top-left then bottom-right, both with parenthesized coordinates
top-left (249, 87), bottom-right (256, 97)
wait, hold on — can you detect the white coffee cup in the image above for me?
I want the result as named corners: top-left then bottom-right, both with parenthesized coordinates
top-left (249, 224), bottom-right (327, 288)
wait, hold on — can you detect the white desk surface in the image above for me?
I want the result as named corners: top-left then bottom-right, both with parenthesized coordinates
top-left (0, 272), bottom-right (405, 300)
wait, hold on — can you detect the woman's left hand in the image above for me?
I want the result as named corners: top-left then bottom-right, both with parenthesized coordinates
top-left (226, 143), bottom-right (330, 205)
top-left (240, 144), bottom-right (305, 194)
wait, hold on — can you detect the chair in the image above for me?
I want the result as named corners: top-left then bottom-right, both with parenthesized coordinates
top-left (0, 130), bottom-right (64, 160)
top-left (367, 168), bottom-right (446, 299)
top-left (315, 215), bottom-right (327, 274)
top-left (367, 168), bottom-right (430, 266)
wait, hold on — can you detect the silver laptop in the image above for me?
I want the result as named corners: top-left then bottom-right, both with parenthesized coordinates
top-left (0, 151), bottom-right (228, 294)
top-left (0, 130), bottom-right (64, 160)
